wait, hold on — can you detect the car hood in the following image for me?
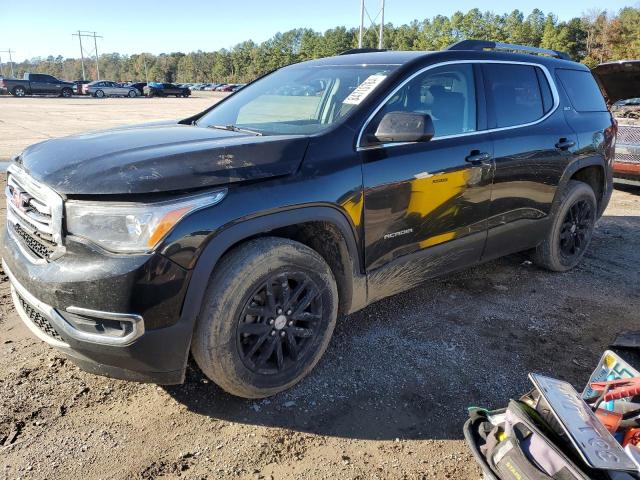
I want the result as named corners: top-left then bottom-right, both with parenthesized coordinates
top-left (593, 61), bottom-right (640, 105)
top-left (15, 124), bottom-right (309, 195)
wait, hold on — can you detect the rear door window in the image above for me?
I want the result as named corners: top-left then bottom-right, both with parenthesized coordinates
top-left (556, 69), bottom-right (607, 112)
top-left (483, 64), bottom-right (546, 128)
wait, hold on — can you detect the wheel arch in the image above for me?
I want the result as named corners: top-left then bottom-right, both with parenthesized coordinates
top-left (551, 156), bottom-right (609, 218)
top-left (178, 206), bottom-right (366, 341)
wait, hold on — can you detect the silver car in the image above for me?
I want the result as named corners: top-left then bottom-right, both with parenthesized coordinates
top-left (87, 80), bottom-right (138, 98)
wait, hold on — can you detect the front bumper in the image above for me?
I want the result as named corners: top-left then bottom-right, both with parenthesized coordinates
top-left (1, 228), bottom-right (194, 384)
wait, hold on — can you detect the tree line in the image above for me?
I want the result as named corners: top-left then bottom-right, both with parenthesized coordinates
top-left (4, 7), bottom-right (639, 84)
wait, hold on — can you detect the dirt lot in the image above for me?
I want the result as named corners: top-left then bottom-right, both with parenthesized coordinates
top-left (0, 96), bottom-right (639, 479)
top-left (0, 91), bottom-right (226, 161)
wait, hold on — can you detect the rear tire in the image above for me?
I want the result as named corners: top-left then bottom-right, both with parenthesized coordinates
top-left (534, 180), bottom-right (597, 272)
top-left (12, 86), bottom-right (26, 97)
top-left (128, 89), bottom-right (136, 98)
top-left (61, 88), bottom-right (73, 98)
top-left (191, 237), bottom-right (339, 399)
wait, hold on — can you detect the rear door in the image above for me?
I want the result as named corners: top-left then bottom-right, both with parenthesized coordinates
top-left (361, 63), bottom-right (494, 282)
top-left (481, 62), bottom-right (578, 260)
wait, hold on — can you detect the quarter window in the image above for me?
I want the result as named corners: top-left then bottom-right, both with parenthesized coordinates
top-left (369, 63), bottom-right (477, 139)
top-left (556, 69), bottom-right (607, 112)
top-left (483, 64), bottom-right (546, 128)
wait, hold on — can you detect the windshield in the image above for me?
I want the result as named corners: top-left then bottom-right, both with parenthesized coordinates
top-left (197, 64), bottom-right (399, 135)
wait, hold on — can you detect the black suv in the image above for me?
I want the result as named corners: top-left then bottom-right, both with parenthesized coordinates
top-left (2, 41), bottom-right (615, 398)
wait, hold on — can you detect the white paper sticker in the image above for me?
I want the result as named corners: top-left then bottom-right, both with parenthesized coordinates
top-left (343, 74), bottom-right (387, 105)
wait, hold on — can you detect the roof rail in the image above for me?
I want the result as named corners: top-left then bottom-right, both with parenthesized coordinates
top-left (446, 40), bottom-right (572, 61)
top-left (339, 48), bottom-right (387, 55)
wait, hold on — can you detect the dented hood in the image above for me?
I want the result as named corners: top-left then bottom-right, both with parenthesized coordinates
top-left (16, 124), bottom-right (309, 195)
top-left (593, 61), bottom-right (640, 105)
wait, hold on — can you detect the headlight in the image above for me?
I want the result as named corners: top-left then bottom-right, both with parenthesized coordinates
top-left (65, 189), bottom-right (227, 253)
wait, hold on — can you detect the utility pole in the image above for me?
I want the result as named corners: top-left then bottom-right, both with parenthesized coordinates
top-left (92, 32), bottom-right (101, 79)
top-left (357, 0), bottom-right (386, 49)
top-left (0, 49), bottom-right (15, 77)
top-left (378, 0), bottom-right (385, 49)
top-left (72, 31), bottom-right (102, 80)
top-left (73, 31), bottom-right (86, 80)
top-left (143, 54), bottom-right (149, 83)
top-left (358, 0), bottom-right (365, 48)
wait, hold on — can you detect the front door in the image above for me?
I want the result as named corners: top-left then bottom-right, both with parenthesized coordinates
top-left (360, 63), bottom-right (494, 300)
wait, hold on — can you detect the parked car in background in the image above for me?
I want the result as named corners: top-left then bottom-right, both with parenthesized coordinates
top-left (72, 80), bottom-right (90, 95)
top-left (86, 80), bottom-right (138, 98)
top-left (217, 84), bottom-right (237, 92)
top-left (144, 82), bottom-right (191, 97)
top-left (0, 73), bottom-right (74, 97)
top-left (593, 60), bottom-right (640, 186)
top-left (124, 82), bottom-right (147, 95)
top-left (232, 84), bottom-right (246, 92)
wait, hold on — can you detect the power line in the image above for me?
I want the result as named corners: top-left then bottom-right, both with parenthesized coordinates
top-left (72, 31), bottom-right (103, 80)
top-left (0, 49), bottom-right (15, 77)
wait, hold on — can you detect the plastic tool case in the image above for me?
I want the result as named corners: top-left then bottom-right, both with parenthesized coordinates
top-left (464, 337), bottom-right (640, 480)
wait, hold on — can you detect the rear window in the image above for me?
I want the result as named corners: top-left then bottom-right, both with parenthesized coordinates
top-left (483, 64), bottom-right (546, 128)
top-left (556, 69), bottom-right (607, 112)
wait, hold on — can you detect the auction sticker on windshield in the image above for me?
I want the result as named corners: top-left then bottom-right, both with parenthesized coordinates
top-left (343, 75), bottom-right (387, 105)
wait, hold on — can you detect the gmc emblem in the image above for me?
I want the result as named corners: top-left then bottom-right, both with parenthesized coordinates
top-left (10, 187), bottom-right (30, 212)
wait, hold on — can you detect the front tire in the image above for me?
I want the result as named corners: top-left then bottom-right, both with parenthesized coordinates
top-left (192, 237), bottom-right (338, 399)
top-left (95, 89), bottom-right (105, 98)
top-left (534, 180), bottom-right (597, 272)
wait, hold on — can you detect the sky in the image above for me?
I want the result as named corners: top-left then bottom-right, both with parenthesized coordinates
top-left (1, 0), bottom-right (637, 62)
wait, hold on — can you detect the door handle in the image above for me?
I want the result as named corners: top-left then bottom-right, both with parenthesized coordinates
top-left (555, 138), bottom-right (576, 150)
top-left (465, 150), bottom-right (492, 165)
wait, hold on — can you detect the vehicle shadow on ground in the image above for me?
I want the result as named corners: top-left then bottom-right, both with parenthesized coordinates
top-left (164, 213), bottom-right (640, 441)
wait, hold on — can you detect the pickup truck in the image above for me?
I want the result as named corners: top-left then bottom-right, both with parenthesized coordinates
top-left (0, 73), bottom-right (75, 97)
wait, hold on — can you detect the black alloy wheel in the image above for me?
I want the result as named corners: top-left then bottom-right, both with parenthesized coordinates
top-left (237, 271), bottom-right (322, 375)
top-left (559, 199), bottom-right (593, 261)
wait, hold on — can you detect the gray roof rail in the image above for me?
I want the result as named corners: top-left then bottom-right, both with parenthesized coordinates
top-left (339, 48), bottom-right (387, 55)
top-left (446, 39), bottom-right (572, 61)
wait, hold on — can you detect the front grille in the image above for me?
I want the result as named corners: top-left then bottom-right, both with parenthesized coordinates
top-left (5, 167), bottom-right (64, 262)
top-left (12, 223), bottom-right (56, 259)
top-left (15, 291), bottom-right (64, 342)
top-left (615, 152), bottom-right (640, 165)
top-left (617, 125), bottom-right (640, 145)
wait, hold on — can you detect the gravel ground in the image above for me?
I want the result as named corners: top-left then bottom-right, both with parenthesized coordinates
top-left (0, 92), bottom-right (639, 477)
top-left (0, 178), bottom-right (638, 479)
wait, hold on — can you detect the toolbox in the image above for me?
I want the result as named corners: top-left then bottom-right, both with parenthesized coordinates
top-left (464, 335), bottom-right (640, 480)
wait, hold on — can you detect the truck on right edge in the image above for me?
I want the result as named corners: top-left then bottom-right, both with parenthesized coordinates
top-left (594, 60), bottom-right (640, 187)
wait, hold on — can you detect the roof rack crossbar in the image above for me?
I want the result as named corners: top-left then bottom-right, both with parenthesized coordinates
top-left (339, 48), bottom-right (387, 55)
top-left (446, 40), bottom-right (572, 61)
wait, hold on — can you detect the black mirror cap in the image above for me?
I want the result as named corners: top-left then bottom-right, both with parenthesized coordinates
top-left (372, 112), bottom-right (435, 144)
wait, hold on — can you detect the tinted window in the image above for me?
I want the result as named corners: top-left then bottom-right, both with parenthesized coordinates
top-left (483, 64), bottom-right (544, 128)
top-left (535, 68), bottom-right (554, 114)
top-left (371, 63), bottom-right (477, 138)
top-left (556, 69), bottom-right (607, 112)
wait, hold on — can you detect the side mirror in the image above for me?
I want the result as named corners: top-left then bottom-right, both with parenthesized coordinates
top-left (371, 112), bottom-right (435, 144)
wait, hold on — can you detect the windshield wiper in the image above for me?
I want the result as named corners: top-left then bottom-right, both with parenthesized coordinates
top-left (210, 124), bottom-right (263, 136)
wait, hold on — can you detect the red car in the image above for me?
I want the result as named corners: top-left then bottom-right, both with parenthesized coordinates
top-left (593, 61), bottom-right (640, 187)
